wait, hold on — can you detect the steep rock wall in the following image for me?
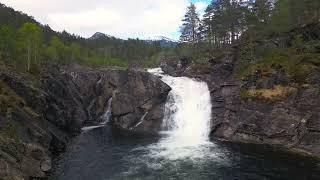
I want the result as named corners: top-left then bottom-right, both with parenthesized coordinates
top-left (161, 50), bottom-right (320, 157)
top-left (42, 65), bottom-right (171, 134)
top-left (0, 65), bottom-right (171, 179)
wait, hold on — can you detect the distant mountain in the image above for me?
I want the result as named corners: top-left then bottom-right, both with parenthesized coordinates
top-left (90, 32), bottom-right (178, 48)
top-left (90, 32), bottom-right (110, 39)
top-left (145, 36), bottom-right (178, 48)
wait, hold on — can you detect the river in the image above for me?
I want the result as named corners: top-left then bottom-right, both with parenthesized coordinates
top-left (51, 68), bottom-right (320, 180)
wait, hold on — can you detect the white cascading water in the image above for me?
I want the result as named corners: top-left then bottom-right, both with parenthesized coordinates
top-left (81, 97), bottom-right (113, 132)
top-left (146, 68), bottom-right (215, 160)
top-left (100, 97), bottom-right (113, 125)
top-left (131, 112), bottom-right (149, 130)
top-left (161, 75), bottom-right (212, 143)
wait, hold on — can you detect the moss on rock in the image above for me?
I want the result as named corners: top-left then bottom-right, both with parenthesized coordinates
top-left (241, 85), bottom-right (297, 102)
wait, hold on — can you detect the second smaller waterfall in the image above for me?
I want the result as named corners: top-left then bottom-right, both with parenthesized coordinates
top-left (131, 112), bottom-right (149, 130)
top-left (100, 97), bottom-right (113, 125)
top-left (81, 97), bottom-right (113, 132)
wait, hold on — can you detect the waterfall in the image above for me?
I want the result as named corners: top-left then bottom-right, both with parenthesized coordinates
top-left (81, 97), bottom-right (113, 132)
top-left (100, 97), bottom-right (113, 125)
top-left (147, 68), bottom-right (214, 160)
top-left (130, 112), bottom-right (149, 130)
top-left (161, 75), bottom-right (212, 143)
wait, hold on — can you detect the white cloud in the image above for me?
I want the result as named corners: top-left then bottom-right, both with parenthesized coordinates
top-left (1, 0), bottom-right (191, 39)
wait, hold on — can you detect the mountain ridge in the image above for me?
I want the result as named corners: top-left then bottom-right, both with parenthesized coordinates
top-left (90, 32), bottom-right (178, 48)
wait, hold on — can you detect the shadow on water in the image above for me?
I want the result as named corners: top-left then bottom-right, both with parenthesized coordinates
top-left (51, 126), bottom-right (320, 180)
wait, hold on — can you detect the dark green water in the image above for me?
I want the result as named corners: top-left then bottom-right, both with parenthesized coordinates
top-left (51, 126), bottom-right (320, 180)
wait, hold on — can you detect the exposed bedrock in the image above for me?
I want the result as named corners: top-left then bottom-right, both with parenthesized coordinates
top-left (42, 65), bottom-right (171, 134)
top-left (161, 50), bottom-right (320, 157)
top-left (0, 65), bottom-right (170, 179)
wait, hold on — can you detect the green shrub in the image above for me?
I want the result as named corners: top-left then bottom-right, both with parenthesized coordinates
top-left (241, 85), bottom-right (297, 102)
top-left (81, 56), bottom-right (129, 68)
top-left (236, 47), bottom-right (320, 84)
top-left (190, 63), bottom-right (212, 74)
top-left (0, 81), bottom-right (25, 115)
top-left (292, 35), bottom-right (304, 53)
top-left (1, 121), bottom-right (19, 141)
top-left (303, 40), bottom-right (320, 53)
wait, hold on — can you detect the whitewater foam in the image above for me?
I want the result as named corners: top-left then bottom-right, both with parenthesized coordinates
top-left (146, 68), bottom-right (216, 161)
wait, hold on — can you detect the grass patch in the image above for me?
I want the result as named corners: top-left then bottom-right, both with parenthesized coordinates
top-left (236, 48), bottom-right (320, 84)
top-left (0, 81), bottom-right (22, 141)
top-left (0, 121), bottom-right (20, 141)
top-left (0, 135), bottom-right (24, 160)
top-left (23, 106), bottom-right (40, 119)
top-left (241, 85), bottom-right (297, 102)
top-left (80, 56), bottom-right (129, 68)
top-left (0, 80), bottom-right (25, 115)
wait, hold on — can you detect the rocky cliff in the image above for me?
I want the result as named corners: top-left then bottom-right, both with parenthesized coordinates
top-left (0, 65), bottom-right (170, 179)
top-left (43, 65), bottom-right (171, 134)
top-left (206, 54), bottom-right (320, 157)
top-left (161, 45), bottom-right (320, 157)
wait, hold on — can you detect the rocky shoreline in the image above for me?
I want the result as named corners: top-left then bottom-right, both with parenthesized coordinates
top-left (0, 65), bottom-right (170, 179)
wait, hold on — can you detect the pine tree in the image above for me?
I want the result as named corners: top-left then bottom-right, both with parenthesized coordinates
top-left (200, 0), bottom-right (246, 47)
top-left (202, 3), bottom-right (215, 50)
top-left (180, 3), bottom-right (201, 45)
top-left (253, 0), bottom-right (273, 23)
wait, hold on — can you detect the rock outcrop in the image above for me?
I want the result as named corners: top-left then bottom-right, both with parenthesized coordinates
top-left (0, 65), bottom-right (170, 179)
top-left (43, 65), bottom-right (171, 134)
top-left (0, 71), bottom-right (69, 179)
top-left (161, 48), bottom-right (320, 157)
top-left (208, 61), bottom-right (320, 156)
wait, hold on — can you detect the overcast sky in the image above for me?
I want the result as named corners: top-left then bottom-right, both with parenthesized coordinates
top-left (1, 0), bottom-right (210, 40)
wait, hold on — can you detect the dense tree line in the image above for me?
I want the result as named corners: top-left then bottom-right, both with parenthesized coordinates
top-left (180, 0), bottom-right (320, 54)
top-left (0, 3), bottom-right (164, 73)
top-left (2, 0), bottom-right (319, 73)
